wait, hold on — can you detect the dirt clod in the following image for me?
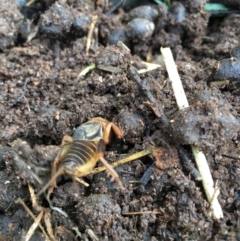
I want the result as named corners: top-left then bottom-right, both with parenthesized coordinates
top-left (128, 5), bottom-right (158, 22)
top-left (171, 90), bottom-right (240, 149)
top-left (118, 111), bottom-right (145, 143)
top-left (40, 2), bottom-right (74, 38)
top-left (77, 194), bottom-right (121, 231)
top-left (0, 0), bottom-right (23, 50)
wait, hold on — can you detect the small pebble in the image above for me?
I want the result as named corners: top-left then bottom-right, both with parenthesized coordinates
top-left (126, 18), bottom-right (155, 40)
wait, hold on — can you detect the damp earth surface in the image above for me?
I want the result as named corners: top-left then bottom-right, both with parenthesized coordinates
top-left (0, 0), bottom-right (240, 240)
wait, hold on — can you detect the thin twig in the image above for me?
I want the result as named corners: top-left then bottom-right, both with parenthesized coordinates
top-left (16, 78), bottom-right (29, 103)
top-left (122, 211), bottom-right (160, 215)
top-left (5, 195), bottom-right (16, 212)
top-left (221, 153), bottom-right (240, 161)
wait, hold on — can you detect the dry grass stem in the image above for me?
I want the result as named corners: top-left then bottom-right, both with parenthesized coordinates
top-left (138, 61), bottom-right (162, 74)
top-left (26, 0), bottom-right (36, 6)
top-left (160, 47), bottom-right (223, 219)
top-left (17, 198), bottom-right (51, 241)
top-left (44, 211), bottom-right (55, 241)
top-left (86, 15), bottom-right (98, 54)
top-left (90, 149), bottom-right (152, 175)
top-left (85, 229), bottom-right (99, 241)
top-left (25, 211), bottom-right (43, 241)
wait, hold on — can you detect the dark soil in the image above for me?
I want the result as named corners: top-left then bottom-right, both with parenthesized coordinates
top-left (0, 0), bottom-right (240, 240)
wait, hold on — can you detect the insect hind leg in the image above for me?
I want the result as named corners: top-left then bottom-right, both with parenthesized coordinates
top-left (90, 117), bottom-right (123, 144)
top-left (74, 177), bottom-right (90, 187)
top-left (98, 139), bottom-right (125, 191)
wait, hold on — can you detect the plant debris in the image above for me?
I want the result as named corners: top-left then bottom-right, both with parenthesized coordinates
top-left (0, 0), bottom-right (240, 240)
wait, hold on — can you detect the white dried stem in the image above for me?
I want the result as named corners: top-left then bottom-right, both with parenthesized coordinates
top-left (25, 211), bottom-right (43, 241)
top-left (86, 15), bottom-right (98, 55)
top-left (160, 49), bottom-right (189, 109)
top-left (160, 47), bottom-right (223, 219)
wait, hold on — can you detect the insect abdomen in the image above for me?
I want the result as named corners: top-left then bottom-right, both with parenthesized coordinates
top-left (61, 140), bottom-right (98, 174)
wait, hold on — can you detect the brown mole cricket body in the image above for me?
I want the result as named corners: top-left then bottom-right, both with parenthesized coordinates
top-left (38, 117), bottom-right (124, 197)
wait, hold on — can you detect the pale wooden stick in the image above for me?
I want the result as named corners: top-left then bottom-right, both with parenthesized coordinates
top-left (161, 47), bottom-right (223, 219)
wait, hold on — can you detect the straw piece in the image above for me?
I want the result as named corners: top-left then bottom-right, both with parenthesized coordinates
top-left (161, 47), bottom-right (223, 219)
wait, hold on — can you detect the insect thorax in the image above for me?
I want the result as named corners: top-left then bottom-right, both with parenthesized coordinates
top-left (73, 121), bottom-right (104, 141)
